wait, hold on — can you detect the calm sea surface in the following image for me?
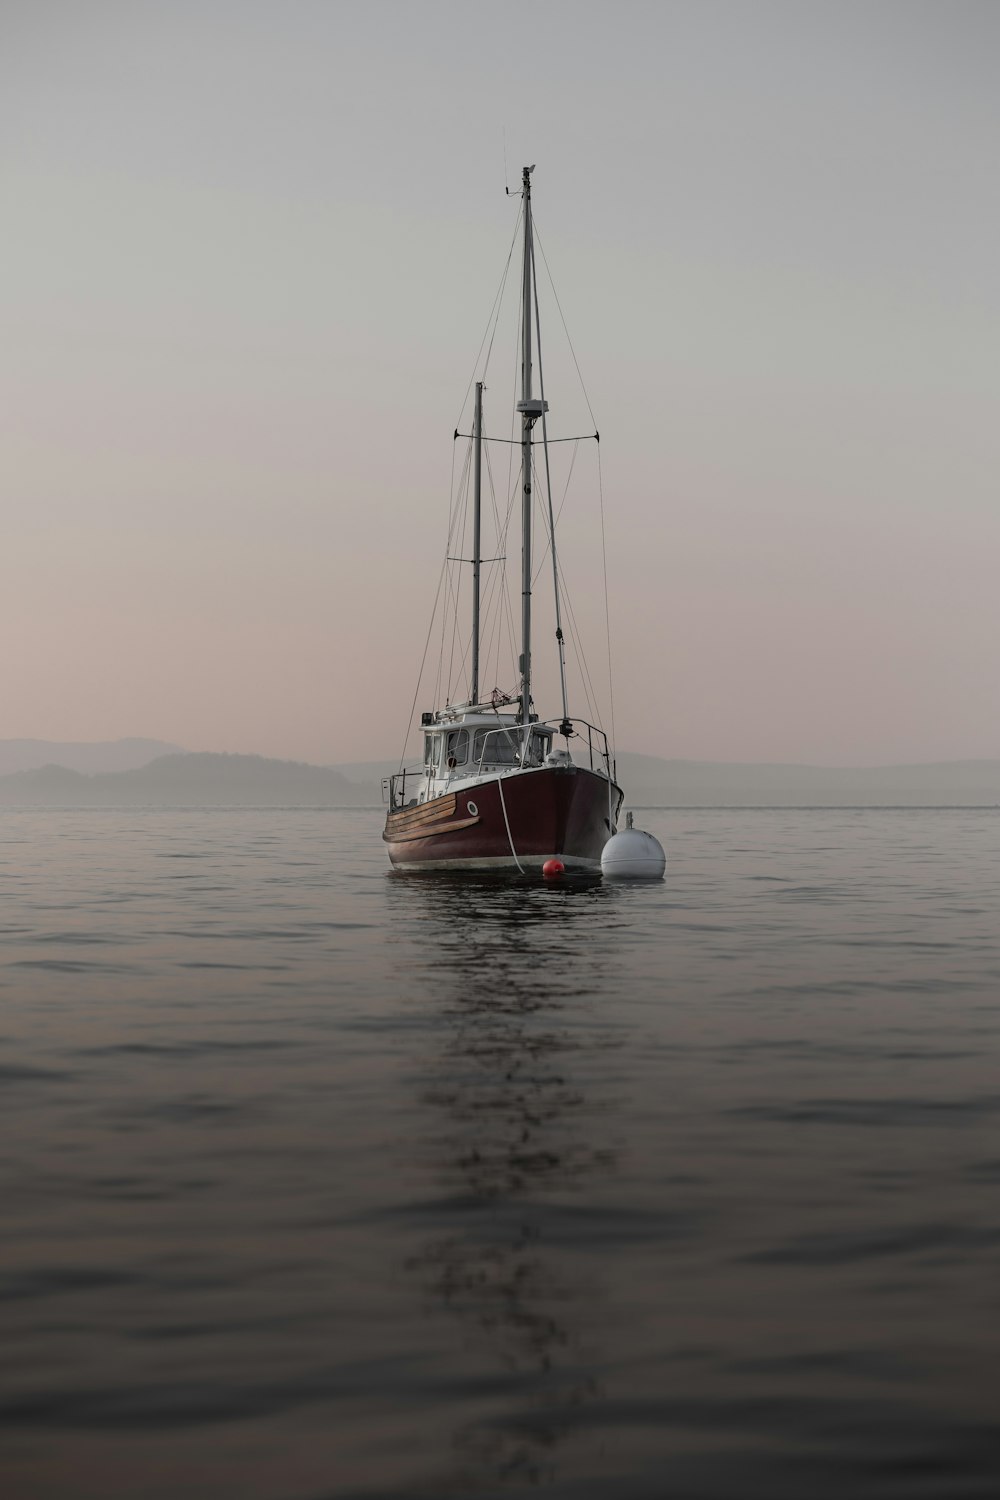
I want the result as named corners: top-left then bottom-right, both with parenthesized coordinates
top-left (1, 807), bottom-right (998, 1498)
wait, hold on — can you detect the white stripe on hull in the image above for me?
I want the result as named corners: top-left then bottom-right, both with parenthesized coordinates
top-left (388, 853), bottom-right (603, 873)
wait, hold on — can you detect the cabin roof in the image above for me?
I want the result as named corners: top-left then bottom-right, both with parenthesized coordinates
top-left (426, 712), bottom-right (528, 730)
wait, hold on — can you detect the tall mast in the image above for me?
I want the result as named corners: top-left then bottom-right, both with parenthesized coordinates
top-left (516, 164), bottom-right (546, 732)
top-left (531, 245), bottom-right (571, 732)
top-left (471, 380), bottom-right (483, 706)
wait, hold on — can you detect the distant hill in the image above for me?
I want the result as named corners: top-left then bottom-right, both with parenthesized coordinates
top-left (0, 753), bottom-right (368, 807)
top-left (4, 746), bottom-right (997, 809)
top-left (0, 737), bottom-right (183, 776)
top-left (617, 753), bottom-right (1000, 806)
top-left (333, 759), bottom-right (401, 791)
top-left (332, 751), bottom-right (1000, 807)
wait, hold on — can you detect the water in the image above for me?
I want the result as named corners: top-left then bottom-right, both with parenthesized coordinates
top-left (1, 806), bottom-right (998, 1498)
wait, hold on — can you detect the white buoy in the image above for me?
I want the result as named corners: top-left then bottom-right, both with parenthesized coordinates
top-left (601, 811), bottom-right (666, 879)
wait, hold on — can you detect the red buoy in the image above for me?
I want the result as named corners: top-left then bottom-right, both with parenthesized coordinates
top-left (542, 858), bottom-right (566, 878)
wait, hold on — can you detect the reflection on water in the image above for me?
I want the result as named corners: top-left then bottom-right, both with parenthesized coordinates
top-left (3, 809), bottom-right (1000, 1499)
top-left (392, 876), bottom-right (615, 1490)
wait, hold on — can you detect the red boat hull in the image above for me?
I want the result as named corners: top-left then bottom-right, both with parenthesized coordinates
top-left (383, 765), bottom-right (622, 872)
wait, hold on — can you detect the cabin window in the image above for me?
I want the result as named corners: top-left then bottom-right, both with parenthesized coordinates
top-left (423, 734), bottom-right (435, 766)
top-left (533, 731), bottom-right (553, 763)
top-left (473, 727), bottom-right (520, 765)
top-left (445, 729), bottom-right (469, 766)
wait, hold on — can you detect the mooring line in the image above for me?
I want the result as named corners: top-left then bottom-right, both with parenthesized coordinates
top-left (496, 776), bottom-right (525, 874)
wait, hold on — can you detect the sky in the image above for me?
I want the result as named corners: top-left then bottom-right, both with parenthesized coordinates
top-left (2, 0), bottom-right (998, 766)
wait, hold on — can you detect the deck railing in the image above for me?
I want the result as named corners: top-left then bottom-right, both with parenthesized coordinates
top-left (385, 718), bottom-right (616, 812)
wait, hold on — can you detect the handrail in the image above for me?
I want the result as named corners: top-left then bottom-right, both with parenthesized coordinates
top-left (385, 764), bottom-right (424, 810)
top-left (469, 717), bottom-right (612, 781)
top-left (471, 722), bottom-right (529, 777)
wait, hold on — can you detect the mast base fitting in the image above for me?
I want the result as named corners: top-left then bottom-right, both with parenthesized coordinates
top-left (516, 398), bottom-right (549, 416)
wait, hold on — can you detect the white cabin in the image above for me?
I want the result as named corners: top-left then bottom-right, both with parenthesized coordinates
top-left (415, 710), bottom-right (556, 804)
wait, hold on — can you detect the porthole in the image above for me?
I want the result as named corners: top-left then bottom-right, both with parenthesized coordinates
top-left (467, 800), bottom-right (478, 817)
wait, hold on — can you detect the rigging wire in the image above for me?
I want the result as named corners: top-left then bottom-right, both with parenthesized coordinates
top-left (536, 218), bottom-right (615, 759)
top-left (531, 438), bottom-right (579, 586)
top-left (483, 399), bottom-right (519, 687)
top-left (398, 547), bottom-right (450, 774)
top-left (434, 438), bottom-right (473, 709)
top-left (480, 443), bottom-right (516, 693)
top-left (452, 386), bottom-right (516, 700)
top-left (533, 223), bottom-right (598, 431)
top-left (432, 436), bottom-right (463, 722)
top-left (455, 214), bottom-right (521, 431)
top-left (527, 458), bottom-right (597, 729)
top-left (431, 217), bottom-right (519, 715)
top-left (447, 396), bottom-right (523, 706)
top-left (428, 220), bottom-right (514, 716)
top-left (558, 561), bottom-right (602, 730)
top-left (597, 441), bottom-right (617, 761)
top-left (445, 458), bottom-right (472, 703)
top-left (530, 234), bottom-right (569, 725)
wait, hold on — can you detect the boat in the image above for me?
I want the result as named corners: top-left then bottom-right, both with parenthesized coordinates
top-left (383, 166), bottom-right (624, 873)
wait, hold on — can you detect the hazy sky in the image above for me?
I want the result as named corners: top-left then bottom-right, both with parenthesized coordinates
top-left (3, 1), bottom-right (998, 765)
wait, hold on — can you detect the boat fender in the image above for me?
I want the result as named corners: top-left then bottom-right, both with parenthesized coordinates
top-left (601, 813), bottom-right (666, 880)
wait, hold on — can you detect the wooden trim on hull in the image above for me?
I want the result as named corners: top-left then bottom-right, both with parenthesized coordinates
top-left (388, 814), bottom-right (481, 844)
top-left (384, 793), bottom-right (457, 837)
top-left (383, 764), bottom-right (621, 871)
